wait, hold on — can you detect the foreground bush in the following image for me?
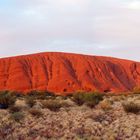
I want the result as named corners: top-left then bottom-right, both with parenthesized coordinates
top-left (0, 91), bottom-right (16, 109)
top-left (73, 92), bottom-right (104, 107)
top-left (123, 102), bottom-right (140, 114)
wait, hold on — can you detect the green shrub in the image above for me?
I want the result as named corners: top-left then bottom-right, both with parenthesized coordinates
top-left (25, 97), bottom-right (36, 108)
top-left (123, 102), bottom-right (140, 114)
top-left (84, 92), bottom-right (104, 108)
top-left (73, 92), bottom-right (104, 107)
top-left (41, 100), bottom-right (63, 111)
top-left (0, 91), bottom-right (16, 109)
top-left (10, 112), bottom-right (25, 122)
top-left (29, 109), bottom-right (43, 117)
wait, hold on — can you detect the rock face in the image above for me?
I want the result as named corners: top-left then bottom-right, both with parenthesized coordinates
top-left (0, 52), bottom-right (140, 93)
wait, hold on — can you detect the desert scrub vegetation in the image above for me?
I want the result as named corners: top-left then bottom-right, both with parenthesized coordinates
top-left (72, 91), bottom-right (104, 108)
top-left (72, 92), bottom-right (85, 105)
top-left (41, 100), bottom-right (65, 111)
top-left (29, 109), bottom-right (43, 117)
top-left (122, 102), bottom-right (140, 114)
top-left (27, 90), bottom-right (55, 99)
top-left (0, 91), bottom-right (16, 109)
top-left (10, 112), bottom-right (25, 122)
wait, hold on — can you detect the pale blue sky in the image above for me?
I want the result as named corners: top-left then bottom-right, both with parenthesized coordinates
top-left (0, 0), bottom-right (140, 61)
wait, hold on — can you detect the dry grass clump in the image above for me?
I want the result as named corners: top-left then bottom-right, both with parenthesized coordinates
top-left (41, 100), bottom-right (64, 111)
top-left (72, 92), bottom-right (104, 108)
top-left (122, 102), bottom-right (140, 114)
top-left (0, 91), bottom-right (16, 109)
top-left (29, 109), bottom-right (43, 117)
top-left (10, 112), bottom-right (25, 122)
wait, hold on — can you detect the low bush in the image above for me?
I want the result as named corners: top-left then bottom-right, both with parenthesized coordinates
top-left (0, 91), bottom-right (16, 109)
top-left (29, 109), bottom-right (43, 117)
top-left (41, 100), bottom-right (63, 111)
top-left (10, 112), bottom-right (25, 122)
top-left (84, 92), bottom-right (104, 108)
top-left (72, 92), bottom-right (85, 105)
top-left (25, 97), bottom-right (36, 108)
top-left (72, 91), bottom-right (104, 108)
top-left (122, 102), bottom-right (140, 114)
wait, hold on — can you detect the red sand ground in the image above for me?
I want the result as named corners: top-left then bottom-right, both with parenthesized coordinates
top-left (0, 52), bottom-right (140, 93)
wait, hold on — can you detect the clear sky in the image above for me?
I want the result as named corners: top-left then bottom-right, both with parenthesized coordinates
top-left (0, 0), bottom-right (140, 61)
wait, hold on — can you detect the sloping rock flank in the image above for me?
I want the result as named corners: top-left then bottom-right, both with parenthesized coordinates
top-left (0, 52), bottom-right (140, 93)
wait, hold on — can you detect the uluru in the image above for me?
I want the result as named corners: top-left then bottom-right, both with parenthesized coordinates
top-left (0, 52), bottom-right (140, 93)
